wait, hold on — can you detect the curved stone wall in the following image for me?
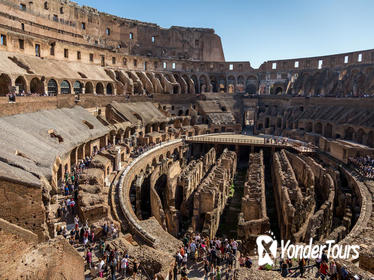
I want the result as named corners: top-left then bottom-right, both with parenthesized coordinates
top-left (117, 139), bottom-right (182, 245)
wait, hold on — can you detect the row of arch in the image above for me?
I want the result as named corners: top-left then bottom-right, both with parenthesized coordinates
top-left (191, 74), bottom-right (259, 94)
top-left (259, 116), bottom-right (374, 148)
top-left (0, 73), bottom-right (114, 96)
top-left (0, 71), bottom-right (261, 96)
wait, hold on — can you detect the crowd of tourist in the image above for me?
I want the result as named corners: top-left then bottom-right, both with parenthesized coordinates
top-left (349, 155), bottom-right (374, 179)
top-left (274, 250), bottom-right (364, 279)
top-left (173, 233), bottom-right (242, 280)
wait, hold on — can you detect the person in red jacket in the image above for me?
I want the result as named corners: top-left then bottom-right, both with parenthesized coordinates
top-left (320, 260), bottom-right (329, 279)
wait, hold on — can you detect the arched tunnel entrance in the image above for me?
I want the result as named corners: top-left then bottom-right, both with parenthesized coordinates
top-left (155, 174), bottom-right (167, 210)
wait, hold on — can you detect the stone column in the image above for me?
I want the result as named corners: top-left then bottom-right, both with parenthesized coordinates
top-left (115, 147), bottom-right (122, 171)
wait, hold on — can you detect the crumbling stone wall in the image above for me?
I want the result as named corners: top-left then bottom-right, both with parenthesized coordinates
top-left (284, 151), bottom-right (316, 241)
top-left (302, 156), bottom-right (335, 241)
top-left (77, 168), bottom-right (109, 223)
top-left (238, 150), bottom-right (270, 252)
top-left (192, 149), bottom-right (237, 238)
top-left (272, 150), bottom-right (310, 242)
top-left (0, 178), bottom-right (48, 241)
top-left (177, 148), bottom-right (216, 216)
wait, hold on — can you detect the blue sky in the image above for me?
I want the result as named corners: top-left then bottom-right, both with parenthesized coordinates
top-left (75, 0), bottom-right (374, 68)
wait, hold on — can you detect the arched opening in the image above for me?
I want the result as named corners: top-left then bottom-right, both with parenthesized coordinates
top-left (30, 77), bottom-right (44, 94)
top-left (191, 75), bottom-right (199, 94)
top-left (218, 76), bottom-right (226, 92)
top-left (106, 83), bottom-right (113, 95)
top-left (227, 76), bottom-right (236, 93)
top-left (73, 81), bottom-right (82, 94)
top-left (96, 82), bottom-right (104, 95)
top-left (265, 118), bottom-right (270, 129)
top-left (141, 176), bottom-right (151, 219)
top-left (0, 74), bottom-right (11, 96)
top-left (155, 174), bottom-right (167, 210)
top-left (324, 123), bottom-right (333, 138)
top-left (175, 185), bottom-right (183, 210)
top-left (306, 122), bottom-right (313, 133)
top-left (130, 178), bottom-right (137, 216)
top-left (174, 74), bottom-right (185, 94)
top-left (246, 84), bottom-right (257, 95)
top-left (356, 129), bottom-right (366, 145)
top-left (246, 76), bottom-right (258, 94)
top-left (47, 79), bottom-right (58, 96)
top-left (182, 75), bottom-right (190, 93)
top-left (173, 148), bottom-right (179, 161)
top-left (345, 127), bottom-right (355, 141)
top-left (15, 76), bottom-right (26, 94)
top-left (210, 76), bottom-right (218, 92)
top-left (315, 122), bottom-right (323, 134)
top-left (368, 131), bottom-right (374, 148)
top-left (276, 118), bottom-right (282, 128)
top-left (85, 82), bottom-right (93, 94)
top-left (199, 75), bottom-right (208, 93)
top-left (60, 80), bottom-right (71, 94)
top-left (275, 87), bottom-right (283, 95)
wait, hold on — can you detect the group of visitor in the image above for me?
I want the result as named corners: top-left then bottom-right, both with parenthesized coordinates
top-left (349, 155), bottom-right (374, 179)
top-left (174, 233), bottom-right (239, 280)
top-left (277, 251), bottom-right (362, 279)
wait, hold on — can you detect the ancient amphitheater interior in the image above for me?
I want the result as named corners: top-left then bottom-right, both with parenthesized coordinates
top-left (0, 0), bottom-right (373, 279)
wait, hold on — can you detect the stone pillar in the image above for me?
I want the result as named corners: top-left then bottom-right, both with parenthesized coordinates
top-left (115, 147), bottom-right (122, 171)
top-left (135, 174), bottom-right (145, 219)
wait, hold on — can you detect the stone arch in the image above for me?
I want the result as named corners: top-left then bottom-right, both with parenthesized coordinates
top-left (30, 77), bottom-right (44, 94)
top-left (60, 80), bottom-right (71, 94)
top-left (159, 154), bottom-right (164, 162)
top-left (209, 76), bottom-right (218, 92)
top-left (324, 123), bottom-right (333, 138)
top-left (315, 122), bottom-right (323, 134)
top-left (15, 76), bottom-right (27, 94)
top-left (154, 174), bottom-right (167, 210)
top-left (367, 131), bottom-right (374, 147)
top-left (47, 79), bottom-right (58, 96)
top-left (227, 76), bottom-right (236, 86)
top-left (182, 74), bottom-right (191, 93)
top-left (356, 128), bottom-right (366, 145)
top-left (0, 74), bottom-right (11, 96)
top-left (265, 117), bottom-right (270, 129)
top-left (85, 82), bottom-right (93, 94)
top-left (96, 82), bottom-right (104, 95)
top-left (140, 175), bottom-right (151, 219)
top-left (106, 83), bottom-right (113, 95)
top-left (218, 76), bottom-right (226, 92)
top-left (191, 75), bottom-right (199, 94)
top-left (199, 75), bottom-right (208, 93)
top-left (237, 75), bottom-right (245, 86)
top-left (276, 118), bottom-right (282, 128)
top-left (246, 75), bottom-right (258, 94)
top-left (305, 122), bottom-right (313, 133)
top-left (173, 148), bottom-right (180, 161)
top-left (73, 81), bottom-right (83, 94)
top-left (345, 127), bottom-right (355, 141)
top-left (173, 74), bottom-right (186, 94)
